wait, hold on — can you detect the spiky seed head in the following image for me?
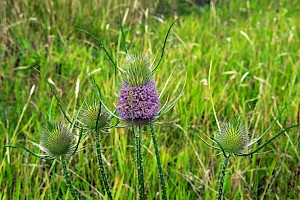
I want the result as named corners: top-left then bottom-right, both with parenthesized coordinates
top-left (122, 53), bottom-right (152, 87)
top-left (117, 80), bottom-right (160, 125)
top-left (216, 117), bottom-right (249, 154)
top-left (79, 100), bottom-right (109, 130)
top-left (41, 122), bottom-right (75, 159)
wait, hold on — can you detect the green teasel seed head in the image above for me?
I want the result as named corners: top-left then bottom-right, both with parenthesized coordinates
top-left (79, 99), bottom-right (109, 130)
top-left (41, 122), bottom-right (75, 159)
top-left (122, 53), bottom-right (153, 87)
top-left (216, 117), bottom-right (249, 154)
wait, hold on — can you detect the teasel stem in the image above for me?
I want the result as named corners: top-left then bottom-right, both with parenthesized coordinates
top-left (134, 125), bottom-right (145, 199)
top-left (61, 156), bottom-right (78, 199)
top-left (149, 124), bottom-right (167, 200)
top-left (217, 156), bottom-right (230, 200)
top-left (94, 131), bottom-right (113, 200)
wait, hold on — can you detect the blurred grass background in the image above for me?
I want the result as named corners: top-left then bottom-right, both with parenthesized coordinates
top-left (1, 0), bottom-right (300, 199)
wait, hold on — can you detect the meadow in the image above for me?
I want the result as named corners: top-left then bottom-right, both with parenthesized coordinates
top-left (1, 0), bottom-right (300, 199)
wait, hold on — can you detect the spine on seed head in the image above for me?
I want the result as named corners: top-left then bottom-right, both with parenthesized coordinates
top-left (216, 117), bottom-right (249, 154)
top-left (79, 99), bottom-right (109, 130)
top-left (41, 122), bottom-right (75, 159)
top-left (123, 53), bottom-right (152, 87)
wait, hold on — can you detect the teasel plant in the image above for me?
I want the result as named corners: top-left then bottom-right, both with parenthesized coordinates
top-left (190, 61), bottom-right (300, 200)
top-left (5, 97), bottom-right (83, 199)
top-left (78, 16), bottom-right (184, 200)
top-left (39, 69), bottom-right (116, 199)
top-left (5, 68), bottom-right (116, 199)
top-left (77, 79), bottom-right (119, 200)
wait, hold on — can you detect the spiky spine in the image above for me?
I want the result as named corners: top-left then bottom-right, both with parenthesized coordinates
top-left (41, 123), bottom-right (75, 159)
top-left (123, 54), bottom-right (152, 87)
top-left (79, 100), bottom-right (109, 130)
top-left (150, 124), bottom-right (167, 200)
top-left (134, 126), bottom-right (145, 199)
top-left (217, 117), bottom-right (249, 154)
top-left (61, 156), bottom-right (78, 199)
top-left (94, 131), bottom-right (113, 200)
top-left (217, 156), bottom-right (230, 200)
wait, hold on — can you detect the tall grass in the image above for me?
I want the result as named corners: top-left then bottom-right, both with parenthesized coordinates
top-left (1, 0), bottom-right (299, 199)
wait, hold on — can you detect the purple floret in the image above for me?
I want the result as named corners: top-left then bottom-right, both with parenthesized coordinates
top-left (117, 80), bottom-right (160, 124)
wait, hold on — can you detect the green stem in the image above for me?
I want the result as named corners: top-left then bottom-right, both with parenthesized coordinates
top-left (61, 156), bottom-right (78, 199)
top-left (134, 126), bottom-right (145, 199)
top-left (217, 156), bottom-right (230, 200)
top-left (149, 124), bottom-right (167, 200)
top-left (94, 132), bottom-right (113, 200)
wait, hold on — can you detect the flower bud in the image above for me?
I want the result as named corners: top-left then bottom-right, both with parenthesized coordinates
top-left (79, 100), bottom-right (109, 130)
top-left (41, 122), bottom-right (75, 158)
top-left (216, 117), bottom-right (249, 154)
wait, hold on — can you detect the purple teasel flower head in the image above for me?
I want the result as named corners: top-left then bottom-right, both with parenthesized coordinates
top-left (117, 54), bottom-right (160, 125)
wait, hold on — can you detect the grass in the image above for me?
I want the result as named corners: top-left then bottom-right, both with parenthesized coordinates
top-left (1, 0), bottom-right (300, 199)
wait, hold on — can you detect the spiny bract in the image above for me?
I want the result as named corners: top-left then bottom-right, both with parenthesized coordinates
top-left (216, 117), bottom-right (249, 154)
top-left (41, 122), bottom-right (75, 158)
